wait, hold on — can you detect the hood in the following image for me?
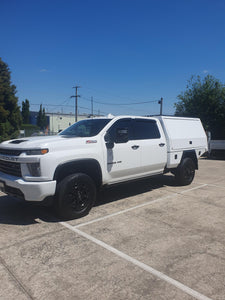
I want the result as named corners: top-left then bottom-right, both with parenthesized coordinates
top-left (0, 135), bottom-right (86, 150)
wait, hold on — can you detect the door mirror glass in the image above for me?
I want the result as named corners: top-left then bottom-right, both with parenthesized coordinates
top-left (115, 128), bottom-right (129, 143)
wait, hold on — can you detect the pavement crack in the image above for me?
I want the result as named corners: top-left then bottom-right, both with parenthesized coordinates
top-left (0, 255), bottom-right (34, 300)
top-left (207, 251), bottom-right (225, 263)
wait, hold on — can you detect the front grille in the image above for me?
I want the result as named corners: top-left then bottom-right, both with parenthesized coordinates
top-left (0, 160), bottom-right (22, 177)
top-left (0, 149), bottom-right (23, 156)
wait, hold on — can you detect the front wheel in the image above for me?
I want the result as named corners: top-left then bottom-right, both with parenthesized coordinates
top-left (55, 173), bottom-right (96, 220)
top-left (175, 157), bottom-right (195, 186)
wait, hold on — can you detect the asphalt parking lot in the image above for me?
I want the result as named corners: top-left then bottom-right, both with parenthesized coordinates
top-left (0, 158), bottom-right (225, 300)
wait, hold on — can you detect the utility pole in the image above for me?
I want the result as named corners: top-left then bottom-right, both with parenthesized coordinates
top-left (158, 97), bottom-right (163, 115)
top-left (91, 96), bottom-right (93, 117)
top-left (71, 86), bottom-right (80, 122)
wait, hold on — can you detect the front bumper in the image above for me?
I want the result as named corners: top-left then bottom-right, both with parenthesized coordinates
top-left (0, 171), bottom-right (56, 202)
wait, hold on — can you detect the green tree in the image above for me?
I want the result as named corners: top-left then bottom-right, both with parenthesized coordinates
top-left (21, 99), bottom-right (30, 124)
top-left (37, 104), bottom-right (47, 130)
top-left (175, 75), bottom-right (225, 139)
top-left (0, 58), bottom-right (22, 142)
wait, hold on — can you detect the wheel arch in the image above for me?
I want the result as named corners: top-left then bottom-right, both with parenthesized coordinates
top-left (181, 150), bottom-right (198, 170)
top-left (53, 158), bottom-right (102, 188)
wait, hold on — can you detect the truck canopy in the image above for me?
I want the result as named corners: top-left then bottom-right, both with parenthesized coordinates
top-left (155, 116), bottom-right (207, 152)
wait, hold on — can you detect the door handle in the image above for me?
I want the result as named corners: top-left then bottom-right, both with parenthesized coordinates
top-left (159, 143), bottom-right (165, 147)
top-left (131, 145), bottom-right (139, 150)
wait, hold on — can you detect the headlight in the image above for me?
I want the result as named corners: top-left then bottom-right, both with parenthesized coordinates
top-left (27, 163), bottom-right (41, 177)
top-left (26, 149), bottom-right (49, 155)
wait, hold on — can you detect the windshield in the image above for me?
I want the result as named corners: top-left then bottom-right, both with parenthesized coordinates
top-left (59, 118), bottom-right (112, 137)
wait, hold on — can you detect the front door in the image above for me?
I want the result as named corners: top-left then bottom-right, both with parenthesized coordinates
top-left (105, 118), bottom-right (141, 182)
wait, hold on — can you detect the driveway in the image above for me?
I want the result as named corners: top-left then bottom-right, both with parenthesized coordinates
top-left (0, 158), bottom-right (225, 300)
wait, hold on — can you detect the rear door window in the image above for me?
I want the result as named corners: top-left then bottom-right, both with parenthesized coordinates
top-left (133, 119), bottom-right (161, 140)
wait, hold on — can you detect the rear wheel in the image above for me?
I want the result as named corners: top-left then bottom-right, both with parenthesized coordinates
top-left (55, 173), bottom-right (96, 220)
top-left (175, 157), bottom-right (195, 186)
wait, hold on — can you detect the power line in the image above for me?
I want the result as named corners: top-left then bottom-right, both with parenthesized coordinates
top-left (28, 92), bottom-right (163, 115)
top-left (29, 99), bottom-right (159, 114)
top-left (82, 85), bottom-right (159, 103)
top-left (30, 103), bottom-right (106, 115)
top-left (81, 96), bottom-right (158, 106)
top-left (30, 103), bottom-right (74, 107)
top-left (95, 99), bottom-right (158, 106)
top-left (78, 105), bottom-right (107, 115)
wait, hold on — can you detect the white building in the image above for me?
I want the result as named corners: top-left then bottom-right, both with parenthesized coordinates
top-left (30, 111), bottom-right (104, 135)
top-left (46, 112), bottom-right (89, 133)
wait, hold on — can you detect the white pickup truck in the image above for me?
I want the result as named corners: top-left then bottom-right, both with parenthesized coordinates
top-left (0, 115), bottom-right (207, 219)
top-left (207, 131), bottom-right (225, 157)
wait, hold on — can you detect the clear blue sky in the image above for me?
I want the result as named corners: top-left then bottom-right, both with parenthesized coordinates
top-left (1, 0), bottom-right (225, 116)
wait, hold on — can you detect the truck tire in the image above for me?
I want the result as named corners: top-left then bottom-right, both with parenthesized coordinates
top-left (175, 157), bottom-right (195, 186)
top-left (55, 173), bottom-right (96, 220)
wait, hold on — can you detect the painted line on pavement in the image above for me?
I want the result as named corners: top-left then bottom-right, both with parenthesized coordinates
top-left (179, 184), bottom-right (208, 194)
top-left (60, 221), bottom-right (212, 300)
top-left (196, 182), bottom-right (225, 189)
top-left (74, 184), bottom-right (207, 229)
top-left (74, 194), bottom-right (172, 228)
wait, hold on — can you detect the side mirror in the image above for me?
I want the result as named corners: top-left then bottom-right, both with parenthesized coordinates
top-left (115, 128), bottom-right (129, 143)
top-left (106, 142), bottom-right (114, 149)
top-left (104, 132), bottom-right (114, 149)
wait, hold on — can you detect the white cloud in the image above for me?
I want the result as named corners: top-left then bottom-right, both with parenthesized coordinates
top-left (40, 69), bottom-right (49, 72)
top-left (202, 70), bottom-right (209, 74)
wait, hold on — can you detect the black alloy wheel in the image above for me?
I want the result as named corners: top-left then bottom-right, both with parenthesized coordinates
top-left (55, 173), bottom-right (96, 220)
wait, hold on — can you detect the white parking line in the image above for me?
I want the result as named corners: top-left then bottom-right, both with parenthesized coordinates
top-left (180, 184), bottom-right (208, 194)
top-left (60, 221), bottom-right (212, 300)
top-left (196, 182), bottom-right (225, 189)
top-left (74, 194), bottom-right (173, 228)
top-left (74, 184), bottom-right (207, 229)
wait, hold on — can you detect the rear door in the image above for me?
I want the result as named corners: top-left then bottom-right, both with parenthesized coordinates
top-left (133, 118), bottom-right (167, 174)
